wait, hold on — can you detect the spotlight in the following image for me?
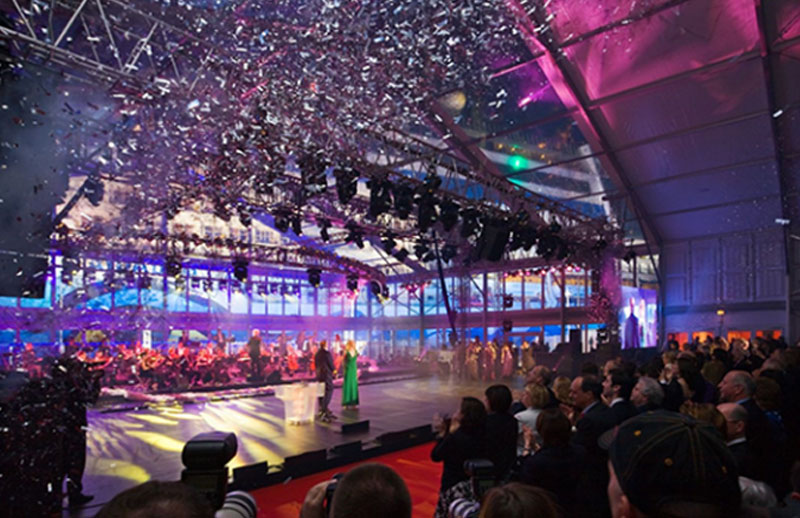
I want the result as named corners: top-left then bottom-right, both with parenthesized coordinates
top-left (441, 243), bottom-right (457, 263)
top-left (333, 166), bottom-right (358, 205)
top-left (460, 207), bottom-right (482, 239)
top-left (298, 151), bottom-right (328, 195)
top-left (307, 267), bottom-right (322, 288)
top-left (273, 209), bottom-right (290, 233)
top-left (392, 184), bottom-right (414, 219)
top-left (419, 172), bottom-right (442, 195)
top-left (233, 259), bottom-right (248, 283)
top-left (166, 257), bottom-right (182, 277)
top-left (238, 207), bottom-right (252, 227)
top-left (290, 214), bottom-right (303, 236)
top-left (318, 218), bottom-right (331, 242)
top-left (346, 274), bottom-right (359, 292)
top-left (84, 175), bottom-right (105, 207)
top-left (368, 177), bottom-right (393, 219)
top-left (503, 294), bottom-right (514, 308)
top-left (623, 249), bottom-right (636, 263)
top-left (346, 222), bottom-right (364, 248)
top-left (369, 280), bottom-right (382, 297)
top-left (414, 241), bottom-right (429, 260)
top-left (439, 198), bottom-right (460, 232)
top-left (381, 232), bottom-right (396, 253)
top-left (417, 199), bottom-right (438, 233)
top-left (394, 248), bottom-right (409, 262)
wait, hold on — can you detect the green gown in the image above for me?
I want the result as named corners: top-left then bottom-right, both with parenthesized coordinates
top-left (341, 351), bottom-right (359, 406)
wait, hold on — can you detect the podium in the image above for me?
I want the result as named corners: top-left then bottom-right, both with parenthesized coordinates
top-left (274, 382), bottom-right (324, 425)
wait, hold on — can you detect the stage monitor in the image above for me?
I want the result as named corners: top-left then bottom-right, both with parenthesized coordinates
top-left (618, 287), bottom-right (658, 349)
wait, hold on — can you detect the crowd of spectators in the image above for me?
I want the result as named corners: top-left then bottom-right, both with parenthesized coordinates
top-left (423, 335), bottom-right (800, 517)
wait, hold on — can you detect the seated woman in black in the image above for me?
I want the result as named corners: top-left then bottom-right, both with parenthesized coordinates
top-left (431, 396), bottom-right (487, 493)
top-left (520, 409), bottom-right (585, 515)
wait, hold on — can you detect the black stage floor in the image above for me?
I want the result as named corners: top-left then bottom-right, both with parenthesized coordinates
top-left (69, 376), bottom-right (504, 517)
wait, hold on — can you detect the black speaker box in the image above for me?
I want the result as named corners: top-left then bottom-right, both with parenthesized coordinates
top-left (341, 420), bottom-right (370, 435)
top-left (331, 441), bottom-right (362, 457)
top-left (475, 219), bottom-right (511, 262)
top-left (232, 461), bottom-right (269, 491)
top-left (284, 449), bottom-right (327, 477)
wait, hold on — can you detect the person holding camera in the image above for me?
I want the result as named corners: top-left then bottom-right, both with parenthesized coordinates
top-left (300, 463), bottom-right (411, 518)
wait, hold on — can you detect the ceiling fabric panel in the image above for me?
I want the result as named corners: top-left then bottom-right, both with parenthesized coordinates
top-left (561, 0), bottom-right (760, 101)
top-left (653, 197), bottom-right (783, 241)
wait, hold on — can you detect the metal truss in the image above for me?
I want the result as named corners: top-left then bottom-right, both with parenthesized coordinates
top-left (0, 0), bottom-right (222, 91)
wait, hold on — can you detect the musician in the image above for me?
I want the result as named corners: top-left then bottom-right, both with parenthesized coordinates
top-left (247, 329), bottom-right (264, 382)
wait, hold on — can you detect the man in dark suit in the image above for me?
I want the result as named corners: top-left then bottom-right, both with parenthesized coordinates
top-left (247, 329), bottom-right (263, 382)
top-left (315, 340), bottom-right (335, 422)
top-left (602, 368), bottom-right (638, 425)
top-left (483, 384), bottom-right (517, 482)
top-left (719, 370), bottom-right (786, 495)
top-left (623, 298), bottom-right (640, 350)
top-left (569, 375), bottom-right (616, 518)
top-left (718, 402), bottom-right (756, 479)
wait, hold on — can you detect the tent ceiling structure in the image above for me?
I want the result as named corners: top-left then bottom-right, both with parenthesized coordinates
top-left (0, 0), bottom-right (797, 280)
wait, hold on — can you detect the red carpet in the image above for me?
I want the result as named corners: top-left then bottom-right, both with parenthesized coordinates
top-left (251, 442), bottom-right (441, 518)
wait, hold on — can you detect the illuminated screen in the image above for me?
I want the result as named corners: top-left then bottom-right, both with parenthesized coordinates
top-left (618, 287), bottom-right (658, 349)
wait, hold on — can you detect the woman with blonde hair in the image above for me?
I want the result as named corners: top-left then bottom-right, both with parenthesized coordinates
top-left (341, 340), bottom-right (359, 409)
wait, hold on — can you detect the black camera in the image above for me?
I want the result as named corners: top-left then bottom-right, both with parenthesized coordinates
top-left (181, 431), bottom-right (238, 510)
top-left (463, 459), bottom-right (495, 501)
top-left (324, 473), bottom-right (344, 516)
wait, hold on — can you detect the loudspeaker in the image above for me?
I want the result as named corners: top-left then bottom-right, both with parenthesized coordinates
top-left (378, 425), bottom-right (434, 447)
top-left (331, 441), bottom-right (362, 457)
top-left (341, 420), bottom-right (369, 435)
top-left (475, 219), bottom-right (510, 262)
top-left (502, 320), bottom-right (513, 332)
top-left (232, 461), bottom-right (268, 491)
top-left (284, 449), bottom-right (327, 477)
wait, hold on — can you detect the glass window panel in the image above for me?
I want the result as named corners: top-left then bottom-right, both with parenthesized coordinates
top-left (230, 288), bottom-right (249, 314)
top-left (355, 287), bottom-right (368, 317)
top-left (396, 285), bottom-right (410, 317)
top-left (166, 278), bottom-right (188, 312)
top-left (423, 279), bottom-right (439, 315)
top-left (317, 285), bottom-right (329, 316)
top-left (267, 277), bottom-right (283, 315)
top-left (565, 270), bottom-right (586, 307)
top-left (544, 270), bottom-right (562, 309)
top-left (487, 272), bottom-right (503, 312)
top-left (469, 274), bottom-right (484, 313)
top-left (524, 274), bottom-right (542, 309)
top-left (251, 275), bottom-right (266, 315)
top-left (283, 280), bottom-right (300, 316)
top-left (504, 273), bottom-right (523, 311)
top-left (301, 286), bottom-right (316, 316)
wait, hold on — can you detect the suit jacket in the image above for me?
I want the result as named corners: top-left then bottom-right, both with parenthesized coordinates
top-left (314, 348), bottom-right (334, 381)
top-left (572, 402), bottom-right (616, 457)
top-left (431, 428), bottom-right (486, 492)
top-left (572, 402), bottom-right (615, 518)
top-left (521, 444), bottom-right (586, 513)
top-left (610, 399), bottom-right (638, 425)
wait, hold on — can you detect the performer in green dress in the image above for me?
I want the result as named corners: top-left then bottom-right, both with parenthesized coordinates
top-left (341, 340), bottom-right (359, 409)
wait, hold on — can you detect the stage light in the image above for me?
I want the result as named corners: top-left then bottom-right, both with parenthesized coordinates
top-left (623, 249), bottom-right (636, 263)
top-left (439, 198), bottom-right (460, 232)
top-left (346, 274), bottom-right (359, 292)
top-left (414, 241), bottom-right (429, 260)
top-left (460, 207), bottom-right (482, 239)
top-left (307, 267), bottom-right (321, 288)
top-left (419, 172), bottom-right (442, 195)
top-left (166, 257), bottom-right (182, 278)
top-left (369, 280), bottom-right (382, 297)
top-left (381, 232), bottom-right (396, 253)
top-left (273, 210), bottom-right (290, 233)
top-left (84, 175), bottom-right (105, 206)
top-left (298, 151), bottom-right (328, 195)
top-left (368, 177), bottom-right (393, 219)
top-left (290, 215), bottom-right (303, 236)
top-left (238, 207), bottom-right (252, 227)
top-left (394, 248), bottom-right (409, 262)
top-left (441, 243), bottom-right (457, 263)
top-left (508, 155), bottom-right (529, 171)
top-left (318, 218), bottom-right (331, 242)
top-left (233, 259), bottom-right (248, 283)
top-left (333, 166), bottom-right (358, 204)
top-left (417, 199), bottom-right (438, 233)
top-left (346, 222), bottom-right (364, 248)
top-left (503, 294), bottom-right (514, 308)
top-left (214, 199), bottom-right (232, 222)
top-left (393, 183), bottom-right (414, 219)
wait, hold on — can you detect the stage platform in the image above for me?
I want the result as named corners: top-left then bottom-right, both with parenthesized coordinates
top-left (69, 376), bottom-right (505, 517)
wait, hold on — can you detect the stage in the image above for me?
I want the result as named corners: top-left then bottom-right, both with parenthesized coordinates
top-left (71, 376), bottom-right (501, 517)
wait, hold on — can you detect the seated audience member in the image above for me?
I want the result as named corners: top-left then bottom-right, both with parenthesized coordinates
top-left (603, 368), bottom-right (637, 424)
top-left (431, 396), bottom-right (487, 493)
top-left (520, 409), bottom-right (585, 514)
top-left (95, 481), bottom-right (214, 518)
top-left (478, 483), bottom-right (561, 518)
top-left (569, 375), bottom-right (616, 518)
top-left (515, 383), bottom-right (550, 454)
top-left (484, 384), bottom-right (517, 482)
top-left (300, 463), bottom-right (411, 518)
top-left (677, 352), bottom-right (716, 403)
top-left (629, 376), bottom-right (664, 413)
top-left (527, 365), bottom-right (559, 408)
top-left (606, 411), bottom-right (742, 518)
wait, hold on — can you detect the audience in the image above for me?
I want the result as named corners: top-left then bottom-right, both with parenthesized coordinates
top-left (514, 383), bottom-right (550, 454)
top-left (431, 396), bottom-right (487, 493)
top-left (478, 483), bottom-right (561, 518)
top-left (629, 376), bottom-right (663, 412)
top-left (520, 409), bottom-right (585, 514)
top-left (602, 368), bottom-right (637, 424)
top-left (606, 411), bottom-right (742, 518)
top-left (95, 481), bottom-right (214, 518)
top-left (483, 384), bottom-right (518, 482)
top-left (301, 463), bottom-right (411, 518)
